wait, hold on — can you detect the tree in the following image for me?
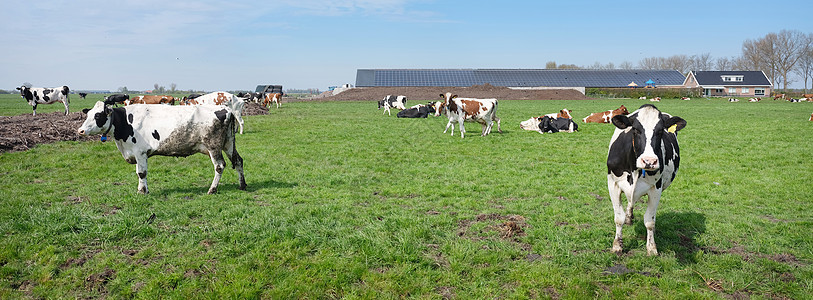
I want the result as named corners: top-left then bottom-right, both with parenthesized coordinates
top-left (170, 83), bottom-right (177, 93)
top-left (773, 30), bottom-right (809, 91)
top-left (715, 57), bottom-right (733, 71)
top-left (618, 61), bottom-right (634, 69)
top-left (795, 41), bottom-right (813, 92)
top-left (118, 86), bottom-right (129, 93)
top-left (545, 61), bottom-right (557, 69)
top-left (690, 53), bottom-right (713, 71)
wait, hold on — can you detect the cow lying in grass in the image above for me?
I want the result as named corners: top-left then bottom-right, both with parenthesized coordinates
top-left (77, 101), bottom-right (246, 194)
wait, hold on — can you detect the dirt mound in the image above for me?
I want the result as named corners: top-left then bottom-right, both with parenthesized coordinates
top-left (301, 84), bottom-right (589, 101)
top-left (0, 111), bottom-right (96, 153)
top-left (0, 103), bottom-right (268, 154)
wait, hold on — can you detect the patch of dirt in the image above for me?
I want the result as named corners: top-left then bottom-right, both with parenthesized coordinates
top-left (301, 84), bottom-right (590, 101)
top-left (702, 244), bottom-right (807, 267)
top-left (0, 111), bottom-right (96, 153)
top-left (0, 103), bottom-right (268, 154)
top-left (602, 264), bottom-right (655, 277)
top-left (85, 267), bottom-right (116, 292)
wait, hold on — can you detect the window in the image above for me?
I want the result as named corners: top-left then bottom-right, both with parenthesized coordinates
top-left (721, 75), bottom-right (744, 82)
top-left (742, 87), bottom-right (749, 93)
top-left (728, 88), bottom-right (737, 94)
top-left (755, 88), bottom-right (765, 96)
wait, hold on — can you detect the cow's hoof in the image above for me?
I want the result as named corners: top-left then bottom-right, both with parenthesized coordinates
top-left (647, 246), bottom-right (659, 256)
top-left (208, 188), bottom-right (217, 194)
top-left (239, 183), bottom-right (247, 190)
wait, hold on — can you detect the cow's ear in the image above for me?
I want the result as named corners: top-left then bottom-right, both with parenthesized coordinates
top-left (81, 108), bottom-right (90, 114)
top-left (664, 116), bottom-right (686, 133)
top-left (451, 95), bottom-right (458, 100)
top-left (611, 115), bottom-right (632, 129)
top-left (439, 94), bottom-right (445, 99)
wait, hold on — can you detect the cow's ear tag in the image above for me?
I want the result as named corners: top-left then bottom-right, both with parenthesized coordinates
top-left (100, 136), bottom-right (107, 142)
top-left (667, 124), bottom-right (677, 133)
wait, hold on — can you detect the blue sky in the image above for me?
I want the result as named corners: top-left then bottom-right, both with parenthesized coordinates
top-left (2, 0), bottom-right (811, 91)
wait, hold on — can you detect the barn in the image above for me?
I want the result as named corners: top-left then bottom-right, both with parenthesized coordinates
top-left (355, 69), bottom-right (687, 94)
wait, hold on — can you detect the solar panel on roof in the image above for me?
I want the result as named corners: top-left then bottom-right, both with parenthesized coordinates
top-left (356, 69), bottom-right (686, 88)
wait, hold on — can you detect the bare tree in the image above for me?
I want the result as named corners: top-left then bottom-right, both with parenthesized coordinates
top-left (618, 61), bottom-right (634, 69)
top-left (715, 57), bottom-right (733, 71)
top-left (794, 36), bottom-right (813, 92)
top-left (690, 53), bottom-right (714, 71)
top-left (639, 57), bottom-right (664, 69)
top-left (773, 30), bottom-right (809, 91)
top-left (170, 83), bottom-right (177, 93)
top-left (545, 61), bottom-right (557, 69)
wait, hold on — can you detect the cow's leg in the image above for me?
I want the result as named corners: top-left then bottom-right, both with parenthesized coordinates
top-left (235, 114), bottom-right (245, 135)
top-left (458, 119), bottom-right (466, 138)
top-left (32, 103), bottom-right (37, 116)
top-left (224, 137), bottom-right (247, 191)
top-left (482, 119), bottom-right (493, 136)
top-left (135, 155), bottom-right (149, 194)
top-left (443, 120), bottom-right (453, 134)
top-left (208, 150), bottom-right (226, 194)
top-left (608, 177), bottom-right (626, 254)
top-left (644, 189), bottom-right (662, 256)
top-left (62, 100), bottom-right (70, 115)
top-left (494, 116), bottom-right (502, 133)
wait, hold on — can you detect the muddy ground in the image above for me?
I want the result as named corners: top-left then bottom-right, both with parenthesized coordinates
top-left (0, 103), bottom-right (268, 154)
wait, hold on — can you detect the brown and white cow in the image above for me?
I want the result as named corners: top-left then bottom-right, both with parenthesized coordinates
top-left (809, 113), bottom-right (813, 121)
top-left (773, 93), bottom-right (786, 100)
top-left (16, 85), bottom-right (70, 115)
top-left (433, 93), bottom-right (501, 138)
top-left (126, 95), bottom-right (176, 105)
top-left (748, 98), bottom-right (761, 102)
top-left (680, 97), bottom-right (691, 101)
top-left (263, 92), bottom-right (282, 109)
top-left (583, 105), bottom-right (629, 123)
top-left (650, 97), bottom-right (661, 102)
top-left (180, 92), bottom-right (246, 134)
top-left (77, 101), bottom-right (246, 194)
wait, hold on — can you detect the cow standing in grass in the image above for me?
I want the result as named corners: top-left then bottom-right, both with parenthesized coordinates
top-left (434, 92), bottom-right (501, 138)
top-left (606, 104), bottom-right (686, 255)
top-left (16, 85), bottom-right (70, 116)
top-left (77, 101), bottom-right (246, 194)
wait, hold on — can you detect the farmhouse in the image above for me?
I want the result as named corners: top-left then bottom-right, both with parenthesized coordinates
top-left (355, 69), bottom-right (686, 94)
top-left (683, 71), bottom-right (772, 97)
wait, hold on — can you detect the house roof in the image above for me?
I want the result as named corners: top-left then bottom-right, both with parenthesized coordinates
top-left (690, 71), bottom-right (772, 86)
top-left (356, 69), bottom-right (686, 88)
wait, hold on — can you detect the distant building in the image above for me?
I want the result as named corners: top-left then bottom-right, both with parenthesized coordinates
top-left (355, 69), bottom-right (686, 94)
top-left (684, 71), bottom-right (772, 97)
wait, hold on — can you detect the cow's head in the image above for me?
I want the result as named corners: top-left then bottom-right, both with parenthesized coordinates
top-left (615, 105), bottom-right (629, 116)
top-left (16, 86), bottom-right (32, 101)
top-left (559, 109), bottom-right (573, 119)
top-left (611, 104), bottom-right (686, 171)
top-left (77, 101), bottom-right (113, 136)
top-left (435, 93), bottom-right (456, 116)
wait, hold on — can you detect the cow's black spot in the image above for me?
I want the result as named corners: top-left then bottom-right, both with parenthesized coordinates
top-left (214, 109), bottom-right (228, 123)
top-left (43, 88), bottom-right (53, 95)
top-left (152, 130), bottom-right (160, 141)
top-left (94, 112), bottom-right (108, 128)
top-left (110, 108), bottom-right (135, 141)
top-left (626, 174), bottom-right (633, 185)
top-left (43, 95), bottom-right (50, 102)
top-left (131, 137), bottom-right (137, 144)
top-left (656, 178), bottom-right (663, 189)
top-left (128, 113), bottom-right (134, 124)
top-left (138, 171), bottom-right (147, 179)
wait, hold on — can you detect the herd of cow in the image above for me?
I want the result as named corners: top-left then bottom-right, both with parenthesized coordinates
top-left (22, 84), bottom-right (813, 255)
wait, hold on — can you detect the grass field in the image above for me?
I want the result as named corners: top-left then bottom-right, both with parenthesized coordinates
top-left (0, 94), bottom-right (811, 298)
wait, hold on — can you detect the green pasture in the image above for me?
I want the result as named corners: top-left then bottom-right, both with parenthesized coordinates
top-left (0, 93), bottom-right (811, 298)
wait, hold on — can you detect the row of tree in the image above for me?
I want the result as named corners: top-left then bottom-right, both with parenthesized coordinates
top-left (548, 30), bottom-right (813, 91)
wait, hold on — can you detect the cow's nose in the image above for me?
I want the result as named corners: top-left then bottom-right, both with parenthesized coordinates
top-left (77, 129), bottom-right (85, 135)
top-left (641, 157), bottom-right (659, 170)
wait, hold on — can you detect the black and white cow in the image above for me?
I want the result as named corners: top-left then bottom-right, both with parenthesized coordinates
top-left (538, 116), bottom-right (578, 133)
top-left (77, 101), bottom-right (246, 194)
top-left (397, 103), bottom-right (436, 118)
top-left (104, 94), bottom-right (130, 106)
top-left (16, 85), bottom-right (70, 115)
top-left (378, 95), bottom-right (407, 116)
top-left (79, 92), bottom-right (88, 99)
top-left (606, 104), bottom-right (686, 256)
